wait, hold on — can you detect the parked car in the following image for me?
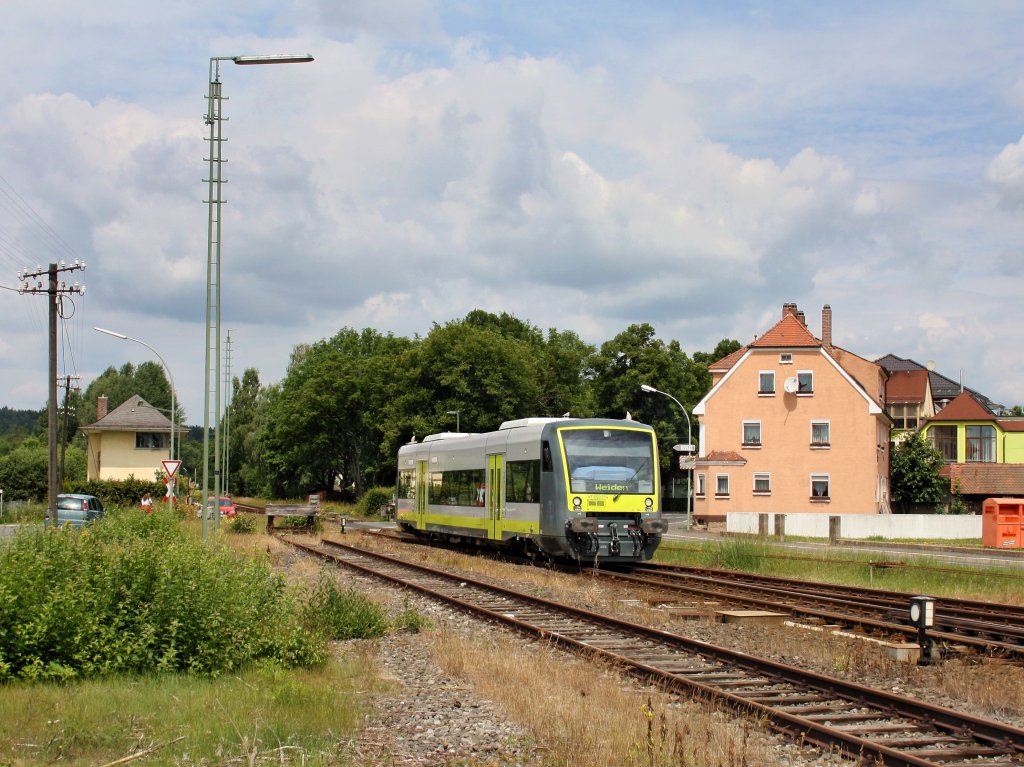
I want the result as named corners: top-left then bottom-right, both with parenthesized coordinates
top-left (205, 496), bottom-right (237, 518)
top-left (55, 493), bottom-right (106, 528)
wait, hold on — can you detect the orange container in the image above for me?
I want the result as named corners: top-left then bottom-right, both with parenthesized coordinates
top-left (982, 498), bottom-right (1024, 548)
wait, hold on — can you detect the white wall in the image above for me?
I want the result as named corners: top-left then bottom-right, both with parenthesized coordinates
top-left (727, 511), bottom-right (981, 540)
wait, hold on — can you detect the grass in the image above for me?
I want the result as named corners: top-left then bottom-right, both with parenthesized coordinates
top-left (654, 538), bottom-right (1024, 604)
top-left (0, 653), bottom-right (376, 765)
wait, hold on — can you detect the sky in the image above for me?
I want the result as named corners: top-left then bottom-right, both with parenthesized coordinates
top-left (1, 0), bottom-right (1023, 424)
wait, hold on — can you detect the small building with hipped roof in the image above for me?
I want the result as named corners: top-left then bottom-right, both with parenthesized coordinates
top-left (80, 395), bottom-right (186, 481)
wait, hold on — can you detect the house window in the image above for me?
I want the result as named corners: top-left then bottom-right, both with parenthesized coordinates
top-left (696, 473), bottom-right (706, 497)
top-left (888, 403), bottom-right (919, 430)
top-left (965, 425), bottom-right (996, 463)
top-left (759, 371), bottom-right (775, 395)
top-left (810, 473), bottom-right (830, 501)
top-left (797, 371), bottom-right (813, 394)
top-left (136, 432), bottom-right (168, 449)
top-left (753, 473), bottom-right (771, 495)
top-left (779, 353), bottom-right (792, 364)
top-left (742, 421), bottom-right (762, 447)
top-left (929, 426), bottom-right (957, 462)
top-left (810, 420), bottom-right (830, 448)
top-left (715, 474), bottom-right (730, 497)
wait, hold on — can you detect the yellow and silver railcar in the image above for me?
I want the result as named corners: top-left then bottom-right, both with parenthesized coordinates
top-left (395, 417), bottom-right (667, 562)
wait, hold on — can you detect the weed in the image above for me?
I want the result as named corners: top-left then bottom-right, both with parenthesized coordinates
top-left (300, 573), bottom-right (390, 640)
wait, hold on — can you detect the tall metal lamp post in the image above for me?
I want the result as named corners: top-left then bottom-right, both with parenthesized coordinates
top-left (640, 384), bottom-right (694, 530)
top-left (203, 53), bottom-right (313, 538)
top-left (95, 327), bottom-right (178, 513)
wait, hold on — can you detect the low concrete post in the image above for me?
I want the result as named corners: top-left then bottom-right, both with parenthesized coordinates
top-left (773, 514), bottom-right (786, 541)
top-left (829, 515), bottom-right (841, 544)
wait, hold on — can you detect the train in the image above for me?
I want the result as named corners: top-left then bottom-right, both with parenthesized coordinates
top-left (395, 417), bottom-right (667, 563)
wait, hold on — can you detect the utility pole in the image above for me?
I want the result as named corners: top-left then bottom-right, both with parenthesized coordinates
top-left (18, 261), bottom-right (86, 525)
top-left (222, 329), bottom-right (233, 497)
top-left (57, 375), bottom-right (81, 490)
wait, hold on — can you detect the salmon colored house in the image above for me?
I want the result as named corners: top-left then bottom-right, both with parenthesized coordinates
top-left (691, 304), bottom-right (891, 526)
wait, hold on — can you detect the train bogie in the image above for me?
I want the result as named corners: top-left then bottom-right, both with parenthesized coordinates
top-left (396, 417), bottom-right (665, 563)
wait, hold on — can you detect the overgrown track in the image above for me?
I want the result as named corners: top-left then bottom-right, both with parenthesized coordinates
top-left (608, 563), bottom-right (1024, 660)
top-left (283, 536), bottom-right (1024, 767)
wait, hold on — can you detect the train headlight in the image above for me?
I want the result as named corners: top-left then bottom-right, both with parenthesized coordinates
top-left (645, 497), bottom-right (653, 509)
top-left (572, 497), bottom-right (582, 510)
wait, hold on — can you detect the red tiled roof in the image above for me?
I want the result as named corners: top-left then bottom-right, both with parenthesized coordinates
top-left (998, 419), bottom-right (1024, 433)
top-left (941, 463), bottom-right (1024, 496)
top-left (708, 346), bottom-right (747, 371)
top-left (886, 369), bottom-right (928, 404)
top-left (927, 391), bottom-right (993, 422)
top-left (750, 314), bottom-right (821, 348)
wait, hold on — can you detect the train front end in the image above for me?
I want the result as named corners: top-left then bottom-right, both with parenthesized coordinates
top-left (543, 420), bottom-right (667, 562)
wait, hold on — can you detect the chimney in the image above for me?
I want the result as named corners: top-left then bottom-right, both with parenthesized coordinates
top-left (795, 309), bottom-right (805, 325)
top-left (782, 302), bottom-right (798, 319)
top-left (97, 396), bottom-right (108, 420)
top-left (822, 304), bottom-right (833, 348)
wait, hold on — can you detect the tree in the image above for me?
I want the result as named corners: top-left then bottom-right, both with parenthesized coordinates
top-left (890, 431), bottom-right (948, 512)
top-left (261, 328), bottom-right (415, 498)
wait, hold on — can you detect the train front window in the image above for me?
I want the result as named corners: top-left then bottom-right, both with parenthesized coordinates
top-left (560, 428), bottom-right (655, 494)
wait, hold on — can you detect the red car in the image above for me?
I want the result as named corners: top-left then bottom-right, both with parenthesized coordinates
top-left (205, 496), bottom-right (237, 518)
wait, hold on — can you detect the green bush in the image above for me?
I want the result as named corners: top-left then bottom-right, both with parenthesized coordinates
top-left (300, 574), bottom-right (390, 640)
top-left (228, 514), bottom-right (257, 534)
top-left (0, 507), bottom-right (326, 682)
top-left (355, 486), bottom-right (393, 518)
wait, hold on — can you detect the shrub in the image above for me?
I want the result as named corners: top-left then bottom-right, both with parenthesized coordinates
top-left (300, 574), bottom-right (390, 640)
top-left (228, 515), bottom-right (257, 534)
top-left (356, 486), bottom-right (393, 518)
top-left (0, 507), bottom-right (326, 681)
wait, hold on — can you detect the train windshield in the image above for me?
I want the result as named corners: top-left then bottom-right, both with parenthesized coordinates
top-left (561, 428), bottom-right (655, 494)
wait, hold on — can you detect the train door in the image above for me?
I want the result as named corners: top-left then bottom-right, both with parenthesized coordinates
top-left (487, 453), bottom-right (504, 539)
top-left (416, 460), bottom-right (428, 529)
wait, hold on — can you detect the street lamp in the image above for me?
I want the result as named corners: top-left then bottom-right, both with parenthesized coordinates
top-left (447, 410), bottom-right (460, 432)
top-left (640, 383), bottom-right (694, 530)
top-left (95, 327), bottom-right (178, 513)
top-left (203, 52), bottom-right (313, 538)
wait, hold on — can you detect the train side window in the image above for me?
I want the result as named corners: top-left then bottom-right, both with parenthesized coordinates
top-left (506, 460), bottom-right (540, 503)
top-left (542, 442), bottom-right (553, 472)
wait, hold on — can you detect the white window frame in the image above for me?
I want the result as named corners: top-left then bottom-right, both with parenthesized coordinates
top-left (810, 473), bottom-right (830, 501)
top-left (797, 370), bottom-right (814, 395)
top-left (758, 370), bottom-right (775, 395)
top-left (715, 473), bottom-right (730, 497)
top-left (779, 353), bottom-right (793, 364)
top-left (753, 472), bottom-right (771, 495)
top-left (810, 420), bottom-right (830, 448)
top-left (696, 472), bottom-right (706, 497)
top-left (742, 420), bottom-right (762, 447)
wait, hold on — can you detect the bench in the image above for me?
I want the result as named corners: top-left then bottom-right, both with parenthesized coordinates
top-left (265, 503), bottom-right (318, 534)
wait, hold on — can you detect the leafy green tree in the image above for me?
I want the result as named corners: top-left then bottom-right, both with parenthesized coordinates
top-left (0, 435), bottom-right (48, 500)
top-left (890, 431), bottom-right (948, 512)
top-left (261, 329), bottom-right (414, 498)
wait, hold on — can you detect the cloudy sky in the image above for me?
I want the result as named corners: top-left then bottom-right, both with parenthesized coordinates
top-left (1, 1), bottom-right (1023, 422)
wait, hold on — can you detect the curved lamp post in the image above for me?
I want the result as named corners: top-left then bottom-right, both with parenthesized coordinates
top-left (203, 52), bottom-right (314, 538)
top-left (95, 327), bottom-right (178, 513)
top-left (640, 383), bottom-right (694, 530)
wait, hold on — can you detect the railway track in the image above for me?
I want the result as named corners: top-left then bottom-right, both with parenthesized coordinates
top-left (283, 535), bottom-right (1024, 767)
top-left (606, 563), bottom-right (1024, 660)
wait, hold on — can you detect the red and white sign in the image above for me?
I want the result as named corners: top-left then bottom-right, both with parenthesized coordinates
top-left (162, 459), bottom-right (182, 479)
